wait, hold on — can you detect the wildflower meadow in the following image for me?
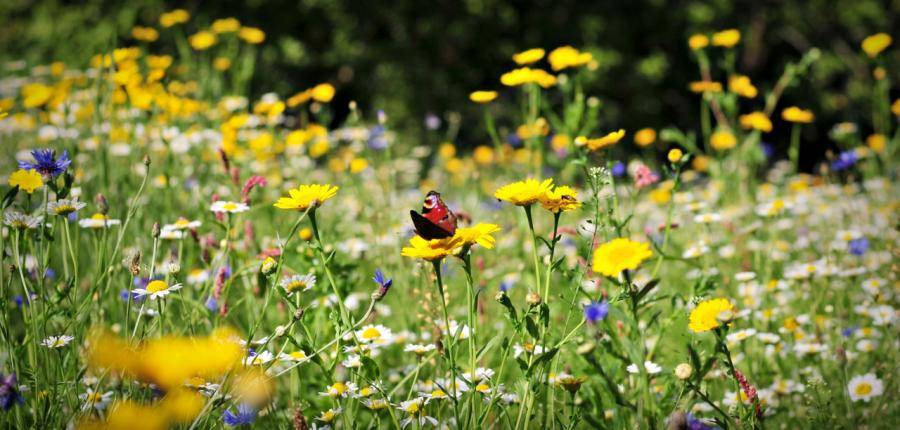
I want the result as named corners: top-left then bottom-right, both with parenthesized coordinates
top-left (0, 5), bottom-right (898, 430)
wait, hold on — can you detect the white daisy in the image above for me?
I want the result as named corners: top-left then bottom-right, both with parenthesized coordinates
top-left (280, 274), bottom-right (316, 295)
top-left (847, 373), bottom-right (884, 402)
top-left (79, 388), bottom-right (114, 411)
top-left (131, 280), bottom-right (182, 300)
top-left (41, 334), bottom-right (74, 348)
top-left (210, 201), bottom-right (249, 214)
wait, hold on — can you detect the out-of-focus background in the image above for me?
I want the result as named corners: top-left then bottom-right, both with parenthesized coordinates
top-left (1, 0), bottom-right (897, 170)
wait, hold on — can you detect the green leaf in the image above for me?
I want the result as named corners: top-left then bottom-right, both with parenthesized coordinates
top-left (2, 186), bottom-right (19, 209)
top-left (525, 315), bottom-right (540, 339)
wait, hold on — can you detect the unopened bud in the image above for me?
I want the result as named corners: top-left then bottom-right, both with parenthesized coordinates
top-left (293, 308), bottom-right (305, 321)
top-left (152, 222), bottom-right (161, 238)
top-left (143, 154), bottom-right (151, 166)
top-left (129, 251), bottom-right (142, 276)
top-left (260, 256), bottom-right (277, 276)
top-left (675, 363), bottom-right (693, 380)
top-left (96, 194), bottom-right (108, 215)
top-left (526, 292), bottom-right (542, 306)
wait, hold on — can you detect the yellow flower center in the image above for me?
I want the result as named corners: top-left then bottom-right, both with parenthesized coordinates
top-left (431, 389), bottom-right (446, 398)
top-left (289, 351), bottom-right (307, 360)
top-left (222, 202), bottom-right (238, 211)
top-left (855, 383), bottom-right (872, 396)
top-left (90, 213), bottom-right (107, 221)
top-left (361, 327), bottom-right (381, 341)
top-left (146, 280), bottom-right (168, 293)
top-left (405, 402), bottom-right (420, 414)
top-left (332, 382), bottom-right (347, 395)
top-left (86, 392), bottom-right (103, 403)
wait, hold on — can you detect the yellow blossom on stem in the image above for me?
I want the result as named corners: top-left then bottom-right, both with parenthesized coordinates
top-left (469, 91), bottom-right (498, 104)
top-left (739, 111), bottom-right (773, 132)
top-left (494, 178), bottom-right (554, 206)
top-left (8, 169), bottom-right (43, 193)
top-left (547, 46), bottom-right (593, 71)
top-left (512, 48), bottom-right (545, 65)
top-left (782, 106), bottom-right (814, 123)
top-left (712, 29), bottom-right (741, 48)
top-left (861, 33), bottom-right (892, 58)
top-left (689, 298), bottom-right (735, 333)
top-left (575, 129), bottom-right (626, 151)
top-left (592, 238), bottom-right (653, 277)
top-left (274, 184), bottom-right (339, 211)
top-left (688, 34), bottom-right (709, 50)
top-left (539, 185), bottom-right (581, 213)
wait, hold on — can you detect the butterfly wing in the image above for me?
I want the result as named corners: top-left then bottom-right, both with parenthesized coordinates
top-left (410, 210), bottom-right (453, 240)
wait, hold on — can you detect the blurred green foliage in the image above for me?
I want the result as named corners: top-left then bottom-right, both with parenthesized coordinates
top-left (1, 0), bottom-right (898, 164)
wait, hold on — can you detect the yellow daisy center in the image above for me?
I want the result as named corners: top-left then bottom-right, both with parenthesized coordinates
top-left (146, 280), bottom-right (168, 293)
top-left (855, 383), bottom-right (872, 396)
top-left (361, 327), bottom-right (381, 341)
top-left (222, 202), bottom-right (238, 211)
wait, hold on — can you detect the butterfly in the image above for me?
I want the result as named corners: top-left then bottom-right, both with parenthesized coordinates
top-left (410, 191), bottom-right (458, 240)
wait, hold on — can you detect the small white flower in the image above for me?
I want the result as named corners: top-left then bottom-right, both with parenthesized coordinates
top-left (132, 280), bottom-right (182, 300)
top-left (280, 274), bottom-right (316, 295)
top-left (243, 350), bottom-right (274, 366)
top-left (210, 201), bottom-right (249, 213)
top-left (79, 388), bottom-right (114, 411)
top-left (626, 361), bottom-right (662, 375)
top-left (847, 373), bottom-right (884, 402)
top-left (41, 334), bottom-right (74, 348)
top-left (78, 213), bottom-right (121, 229)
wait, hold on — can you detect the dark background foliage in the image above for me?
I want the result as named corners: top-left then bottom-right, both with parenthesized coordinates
top-left (1, 0), bottom-right (898, 170)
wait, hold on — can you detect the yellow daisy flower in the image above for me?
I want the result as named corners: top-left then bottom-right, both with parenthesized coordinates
top-left (689, 298), bottom-right (735, 333)
top-left (274, 184), bottom-right (339, 211)
top-left (494, 178), bottom-right (554, 206)
top-left (539, 185), bottom-right (581, 213)
top-left (8, 169), bottom-right (43, 194)
top-left (592, 238), bottom-right (653, 277)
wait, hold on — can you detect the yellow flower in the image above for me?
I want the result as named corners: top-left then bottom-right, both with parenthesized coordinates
top-left (349, 158), bottom-right (369, 173)
top-left (712, 29), bottom-right (741, 48)
top-left (548, 46), bottom-right (593, 71)
top-left (21, 83), bottom-right (54, 108)
top-left (401, 224), bottom-right (501, 260)
top-left (452, 223), bottom-right (501, 251)
top-left (688, 34), bottom-right (709, 50)
top-left (892, 99), bottom-right (900, 116)
top-left (238, 27), bottom-right (266, 44)
top-left (689, 81), bottom-right (722, 94)
top-left (866, 134), bottom-right (886, 153)
top-left (159, 9), bottom-right (190, 28)
top-left (710, 130), bottom-right (737, 151)
top-left (494, 178), bottom-right (554, 206)
top-left (592, 238), bottom-right (653, 277)
top-left (739, 111), bottom-right (772, 132)
top-left (287, 89), bottom-right (312, 107)
top-left (634, 128), bottom-right (656, 147)
top-left (689, 298), bottom-right (735, 333)
top-left (781, 106), bottom-right (814, 123)
top-left (728, 75), bottom-right (757, 98)
top-left (692, 155), bottom-right (710, 172)
top-left (512, 48), bottom-right (545, 65)
top-left (539, 185), bottom-right (581, 213)
top-left (501, 67), bottom-right (557, 88)
top-left (212, 18), bottom-right (241, 34)
top-left (131, 26), bottom-right (159, 42)
top-left (8, 169), bottom-right (43, 194)
top-left (213, 57), bottom-right (232, 71)
top-left (575, 129), bottom-right (625, 151)
top-left (667, 148), bottom-right (683, 163)
top-left (189, 31), bottom-right (217, 50)
top-left (861, 33), bottom-right (892, 58)
top-left (310, 83), bottom-right (335, 103)
top-left (401, 235), bottom-right (457, 261)
top-left (473, 145), bottom-right (494, 165)
top-left (273, 184), bottom-right (339, 211)
top-left (469, 91), bottom-right (498, 104)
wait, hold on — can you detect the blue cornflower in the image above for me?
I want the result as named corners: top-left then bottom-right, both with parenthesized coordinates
top-left (18, 149), bottom-right (71, 178)
top-left (848, 237), bottom-right (868, 256)
top-left (611, 161), bottom-right (626, 177)
top-left (205, 296), bottom-right (218, 311)
top-left (760, 141), bottom-right (775, 159)
top-left (831, 150), bottom-right (857, 171)
top-left (584, 300), bottom-right (610, 324)
top-left (367, 125), bottom-right (388, 150)
top-left (373, 268), bottom-right (393, 290)
top-left (841, 326), bottom-right (857, 338)
top-left (499, 278), bottom-right (515, 292)
top-left (507, 133), bottom-right (523, 148)
top-left (223, 403), bottom-right (257, 427)
top-left (0, 372), bottom-right (23, 410)
top-left (685, 413), bottom-right (718, 430)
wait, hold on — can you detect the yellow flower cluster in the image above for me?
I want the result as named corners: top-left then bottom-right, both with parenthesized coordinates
top-left (728, 75), bottom-right (757, 98)
top-left (494, 178), bottom-right (581, 213)
top-left (501, 67), bottom-right (557, 88)
top-left (547, 46), bottom-right (593, 71)
top-left (781, 106), bottom-right (814, 123)
top-left (159, 9), bottom-right (190, 28)
top-left (401, 223), bottom-right (501, 261)
top-left (592, 238), bottom-right (653, 277)
top-left (689, 298), bottom-right (735, 332)
top-left (710, 130), bottom-right (737, 151)
top-left (575, 129), bottom-right (626, 151)
top-left (287, 83), bottom-right (336, 106)
top-left (739, 111), bottom-right (773, 132)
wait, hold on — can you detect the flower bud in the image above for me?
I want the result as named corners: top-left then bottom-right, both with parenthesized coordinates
top-left (143, 154), bottom-right (151, 166)
top-left (667, 148), bottom-right (683, 163)
top-left (298, 228), bottom-right (313, 241)
top-left (260, 256), bottom-right (277, 276)
top-left (675, 363), bottom-right (693, 380)
top-left (152, 222), bottom-right (161, 238)
top-left (525, 292), bottom-right (542, 306)
top-left (95, 193), bottom-right (108, 215)
top-left (293, 308), bottom-right (305, 321)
